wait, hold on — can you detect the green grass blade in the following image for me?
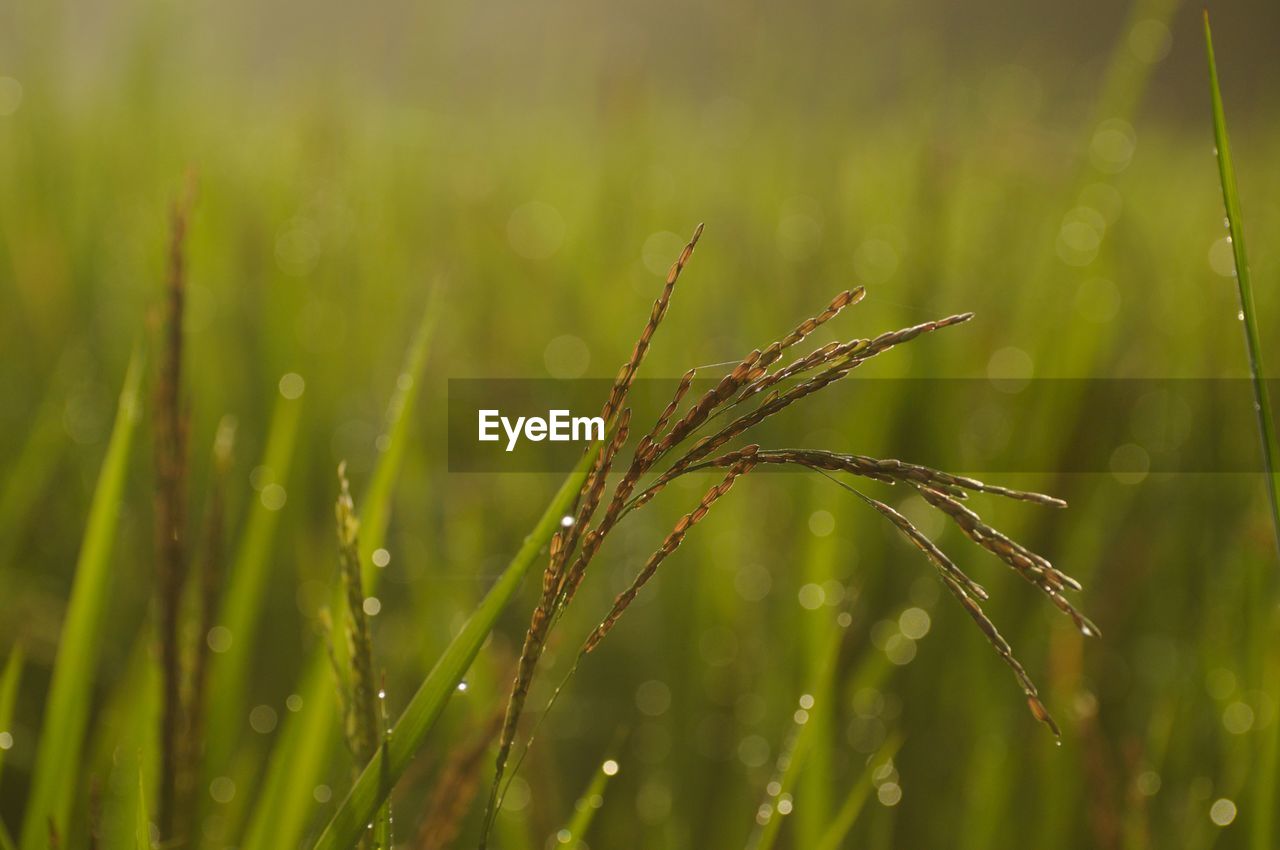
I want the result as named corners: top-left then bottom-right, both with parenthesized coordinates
top-left (748, 613), bottom-right (843, 850)
top-left (310, 446), bottom-right (600, 850)
top-left (238, 653), bottom-right (333, 850)
top-left (202, 381), bottom-right (304, 772)
top-left (0, 386), bottom-right (63, 571)
top-left (1204, 15), bottom-right (1280, 849)
top-left (89, 629), bottom-right (159, 850)
top-left (814, 734), bottom-right (904, 850)
top-left (136, 767), bottom-right (152, 850)
top-left (0, 644), bottom-right (23, 785)
top-left (360, 292), bottom-right (438, 582)
top-left (0, 818), bottom-right (15, 850)
top-left (19, 348), bottom-right (145, 850)
top-left (1204, 12), bottom-right (1280, 554)
top-left (558, 748), bottom-right (619, 847)
top-left (239, 305), bottom-right (438, 850)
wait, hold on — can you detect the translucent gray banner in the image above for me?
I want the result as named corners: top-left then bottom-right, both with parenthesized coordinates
top-left (446, 378), bottom-right (1276, 473)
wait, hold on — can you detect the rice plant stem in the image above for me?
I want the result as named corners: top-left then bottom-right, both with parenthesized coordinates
top-left (19, 348), bottom-right (144, 850)
top-left (310, 443), bottom-right (603, 850)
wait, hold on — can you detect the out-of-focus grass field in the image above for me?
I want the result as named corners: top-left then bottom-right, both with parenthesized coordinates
top-left (3, 0), bottom-right (1280, 847)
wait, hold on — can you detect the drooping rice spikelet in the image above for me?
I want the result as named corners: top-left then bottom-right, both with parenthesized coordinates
top-left (481, 230), bottom-right (1085, 845)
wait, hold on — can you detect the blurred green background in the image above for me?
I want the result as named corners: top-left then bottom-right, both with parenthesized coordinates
top-left (3, 0), bottom-right (1280, 847)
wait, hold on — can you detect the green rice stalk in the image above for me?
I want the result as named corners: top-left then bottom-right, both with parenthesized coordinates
top-left (239, 301), bottom-right (436, 850)
top-left (309, 444), bottom-right (602, 850)
top-left (202, 383), bottom-right (303, 774)
top-left (373, 682), bottom-right (393, 850)
top-left (19, 347), bottom-right (145, 850)
top-left (335, 463), bottom-right (380, 765)
top-left (360, 288), bottom-right (438, 586)
top-left (557, 742), bottom-right (621, 848)
top-left (813, 735), bottom-right (904, 850)
top-left (1204, 13), bottom-right (1280, 849)
top-left (135, 768), bottom-right (151, 850)
top-left (87, 630), bottom-right (159, 850)
top-left (747, 606), bottom-right (845, 850)
top-left (1204, 12), bottom-right (1280, 558)
top-left (0, 386), bottom-right (64, 574)
top-left (0, 644), bottom-right (23, 786)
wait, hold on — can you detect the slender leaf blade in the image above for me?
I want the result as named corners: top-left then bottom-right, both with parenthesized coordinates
top-left (814, 734), bottom-right (904, 850)
top-left (203, 382), bottom-right (304, 774)
top-left (242, 305), bottom-right (438, 850)
top-left (136, 768), bottom-right (152, 850)
top-left (1204, 15), bottom-right (1280, 849)
top-left (559, 747), bottom-right (619, 846)
top-left (311, 447), bottom-right (599, 850)
top-left (1204, 11), bottom-right (1280, 552)
top-left (0, 644), bottom-right (23, 786)
top-left (19, 348), bottom-right (145, 850)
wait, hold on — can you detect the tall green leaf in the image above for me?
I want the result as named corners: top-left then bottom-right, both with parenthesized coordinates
top-left (1204, 15), bottom-right (1280, 850)
top-left (814, 735), bottom-right (903, 850)
top-left (359, 290), bottom-right (437, 584)
top-left (310, 446), bottom-right (599, 850)
top-left (0, 386), bottom-right (63, 573)
top-left (747, 608), bottom-right (844, 850)
top-left (0, 645), bottom-right (23, 786)
top-left (1204, 11), bottom-right (1280, 555)
top-left (202, 381), bottom-right (304, 774)
top-left (558, 744), bottom-right (620, 847)
top-left (19, 348), bottom-right (145, 850)
top-left (136, 768), bottom-right (152, 850)
top-left (241, 304), bottom-right (436, 850)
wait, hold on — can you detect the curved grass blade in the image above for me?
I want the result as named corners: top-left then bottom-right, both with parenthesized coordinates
top-left (0, 645), bottom-right (23, 786)
top-left (747, 608), bottom-right (845, 850)
top-left (557, 744), bottom-right (620, 848)
top-left (89, 629), bottom-right (159, 850)
top-left (0, 386), bottom-right (63, 574)
top-left (813, 734), bottom-right (903, 850)
top-left (19, 347), bottom-right (144, 850)
top-left (201, 380), bottom-right (304, 776)
top-left (1204, 15), bottom-right (1280, 849)
top-left (239, 301), bottom-right (437, 850)
top-left (1204, 12), bottom-right (1280, 556)
top-left (310, 444), bottom-right (601, 850)
top-left (360, 288), bottom-right (438, 585)
top-left (136, 768), bottom-right (151, 850)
